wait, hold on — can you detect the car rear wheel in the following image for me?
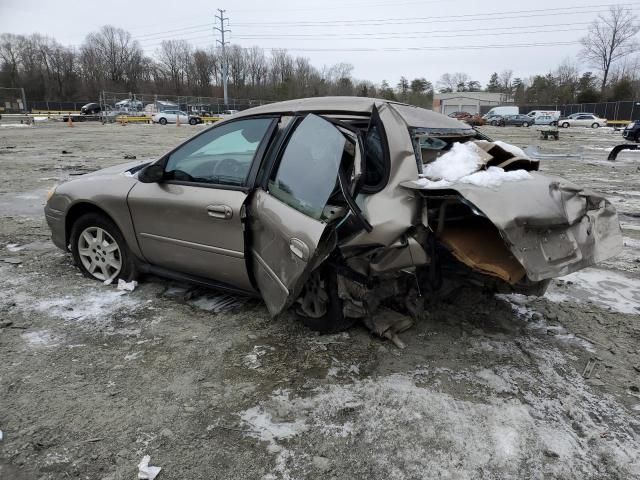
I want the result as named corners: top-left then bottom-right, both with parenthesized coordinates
top-left (562, 122), bottom-right (570, 128)
top-left (189, 118), bottom-right (197, 125)
top-left (522, 121), bottom-right (529, 127)
top-left (70, 213), bottom-right (136, 284)
top-left (159, 117), bottom-right (167, 125)
top-left (591, 123), bottom-right (599, 128)
top-left (635, 133), bottom-right (640, 143)
top-left (296, 265), bottom-right (357, 334)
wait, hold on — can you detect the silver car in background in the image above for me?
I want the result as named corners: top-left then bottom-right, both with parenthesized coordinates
top-left (560, 114), bottom-right (607, 128)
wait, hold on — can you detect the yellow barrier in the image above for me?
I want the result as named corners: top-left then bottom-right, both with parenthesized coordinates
top-left (116, 115), bottom-right (151, 124)
top-left (607, 120), bottom-right (632, 126)
top-left (32, 110), bottom-right (82, 115)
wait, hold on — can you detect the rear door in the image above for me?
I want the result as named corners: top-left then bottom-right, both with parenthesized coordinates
top-left (248, 114), bottom-right (359, 315)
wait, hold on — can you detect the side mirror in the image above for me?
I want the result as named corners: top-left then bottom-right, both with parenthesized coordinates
top-left (138, 162), bottom-right (165, 183)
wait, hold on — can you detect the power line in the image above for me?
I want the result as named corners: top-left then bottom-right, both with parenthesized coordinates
top-left (136, 22), bottom-right (593, 49)
top-left (230, 3), bottom-right (640, 26)
top-left (131, 3), bottom-right (638, 43)
top-left (231, 26), bottom-right (590, 41)
top-left (138, 39), bottom-right (581, 53)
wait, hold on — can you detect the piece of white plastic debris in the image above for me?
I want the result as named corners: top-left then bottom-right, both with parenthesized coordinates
top-left (103, 278), bottom-right (113, 286)
top-left (137, 455), bottom-right (161, 479)
top-left (117, 279), bottom-right (138, 292)
top-left (0, 429), bottom-right (3, 441)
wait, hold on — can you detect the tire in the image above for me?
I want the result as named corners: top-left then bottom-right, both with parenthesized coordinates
top-left (562, 122), bottom-right (570, 128)
top-left (591, 123), bottom-right (599, 128)
top-left (296, 265), bottom-right (357, 334)
top-left (159, 117), bottom-right (167, 125)
top-left (490, 121), bottom-right (497, 126)
top-left (522, 122), bottom-right (529, 127)
top-left (635, 134), bottom-right (640, 143)
top-left (70, 213), bottom-right (136, 284)
top-left (189, 118), bottom-right (197, 126)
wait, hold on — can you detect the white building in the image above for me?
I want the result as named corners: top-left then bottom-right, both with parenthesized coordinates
top-left (433, 92), bottom-right (513, 116)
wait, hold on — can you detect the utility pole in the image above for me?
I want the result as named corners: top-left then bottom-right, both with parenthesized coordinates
top-left (214, 9), bottom-right (230, 108)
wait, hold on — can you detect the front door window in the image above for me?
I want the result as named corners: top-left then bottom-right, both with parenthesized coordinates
top-left (165, 118), bottom-right (273, 186)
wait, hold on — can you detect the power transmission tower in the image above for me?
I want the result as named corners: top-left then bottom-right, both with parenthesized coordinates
top-left (214, 9), bottom-right (230, 108)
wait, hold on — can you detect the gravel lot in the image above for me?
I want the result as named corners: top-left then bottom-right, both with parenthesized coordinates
top-left (1, 121), bottom-right (639, 479)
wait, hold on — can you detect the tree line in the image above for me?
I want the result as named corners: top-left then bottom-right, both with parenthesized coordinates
top-left (0, 26), bottom-right (433, 107)
top-left (0, 6), bottom-right (638, 107)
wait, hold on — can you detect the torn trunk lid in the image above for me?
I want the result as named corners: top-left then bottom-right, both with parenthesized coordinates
top-left (402, 172), bottom-right (623, 282)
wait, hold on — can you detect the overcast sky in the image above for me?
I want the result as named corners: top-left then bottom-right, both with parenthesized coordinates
top-left (0, 0), bottom-right (631, 85)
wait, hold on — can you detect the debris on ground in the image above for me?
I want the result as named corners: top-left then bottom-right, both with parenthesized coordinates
top-left (61, 150), bottom-right (71, 154)
top-left (363, 308), bottom-right (414, 349)
top-left (117, 279), bottom-right (138, 292)
top-left (137, 455), bottom-right (161, 479)
top-left (123, 154), bottom-right (136, 159)
top-left (2, 257), bottom-right (22, 265)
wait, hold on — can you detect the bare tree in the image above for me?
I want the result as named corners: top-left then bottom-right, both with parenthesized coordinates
top-left (580, 5), bottom-right (640, 94)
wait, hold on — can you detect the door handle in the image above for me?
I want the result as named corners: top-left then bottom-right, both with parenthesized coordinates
top-left (289, 238), bottom-right (309, 261)
top-left (207, 205), bottom-right (233, 219)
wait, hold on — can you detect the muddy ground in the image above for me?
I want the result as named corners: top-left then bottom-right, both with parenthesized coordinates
top-left (0, 121), bottom-right (639, 479)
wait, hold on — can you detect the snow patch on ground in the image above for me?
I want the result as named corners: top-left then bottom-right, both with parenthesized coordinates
top-left (545, 268), bottom-right (640, 314)
top-left (238, 353), bottom-right (640, 479)
top-left (21, 329), bottom-right (59, 348)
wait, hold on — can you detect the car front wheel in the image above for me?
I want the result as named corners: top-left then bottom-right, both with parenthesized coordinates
top-left (296, 265), bottom-right (357, 334)
top-left (159, 118), bottom-right (167, 125)
top-left (591, 123), bottom-right (600, 128)
top-left (522, 122), bottom-right (529, 127)
top-left (189, 118), bottom-right (197, 125)
top-left (70, 213), bottom-right (136, 284)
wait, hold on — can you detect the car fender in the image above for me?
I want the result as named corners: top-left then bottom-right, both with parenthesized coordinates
top-left (48, 163), bottom-right (146, 258)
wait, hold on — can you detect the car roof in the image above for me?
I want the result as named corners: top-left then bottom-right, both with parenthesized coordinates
top-left (232, 96), bottom-right (469, 130)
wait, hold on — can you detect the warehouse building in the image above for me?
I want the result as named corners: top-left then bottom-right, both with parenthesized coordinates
top-left (433, 92), bottom-right (513, 116)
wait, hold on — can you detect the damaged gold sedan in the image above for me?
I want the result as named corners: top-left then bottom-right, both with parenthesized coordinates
top-left (45, 97), bottom-right (623, 335)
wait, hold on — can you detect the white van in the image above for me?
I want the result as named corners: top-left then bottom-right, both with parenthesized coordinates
top-left (483, 106), bottom-right (519, 119)
top-left (526, 110), bottom-right (560, 119)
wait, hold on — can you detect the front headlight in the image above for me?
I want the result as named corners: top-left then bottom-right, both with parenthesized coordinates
top-left (46, 186), bottom-right (57, 202)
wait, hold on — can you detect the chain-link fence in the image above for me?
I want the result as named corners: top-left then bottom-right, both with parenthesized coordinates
top-left (100, 92), bottom-right (272, 117)
top-left (480, 100), bottom-right (640, 121)
top-left (0, 87), bottom-right (27, 114)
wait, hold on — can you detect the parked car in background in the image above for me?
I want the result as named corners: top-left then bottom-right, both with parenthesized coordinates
top-left (559, 114), bottom-right (607, 128)
top-left (115, 99), bottom-right (143, 112)
top-left (501, 114), bottom-right (533, 127)
top-left (45, 97), bottom-right (622, 334)
top-left (526, 110), bottom-right (560, 120)
top-left (486, 115), bottom-right (504, 126)
top-left (81, 102), bottom-right (101, 115)
top-left (533, 115), bottom-right (557, 126)
top-left (152, 110), bottom-right (202, 125)
top-left (560, 112), bottom-right (595, 120)
top-left (464, 114), bottom-right (486, 126)
top-left (218, 109), bottom-right (240, 118)
top-left (622, 120), bottom-right (640, 142)
top-left (483, 106), bottom-right (518, 119)
top-left (447, 111), bottom-right (473, 120)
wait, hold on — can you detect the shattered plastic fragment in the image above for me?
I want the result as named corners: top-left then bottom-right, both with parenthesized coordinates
top-left (137, 455), bottom-right (161, 479)
top-left (117, 279), bottom-right (138, 292)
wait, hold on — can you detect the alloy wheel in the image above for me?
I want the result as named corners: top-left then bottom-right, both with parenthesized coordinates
top-left (77, 226), bottom-right (122, 282)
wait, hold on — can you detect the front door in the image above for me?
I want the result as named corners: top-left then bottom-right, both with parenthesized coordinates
top-left (249, 114), bottom-right (360, 315)
top-left (128, 117), bottom-right (276, 291)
